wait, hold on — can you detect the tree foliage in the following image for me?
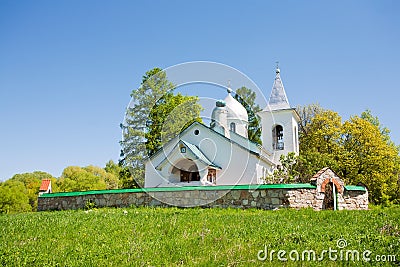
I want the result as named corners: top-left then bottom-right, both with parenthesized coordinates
top-left (296, 109), bottom-right (343, 179)
top-left (104, 160), bottom-right (138, 189)
top-left (9, 171), bottom-right (57, 211)
top-left (120, 67), bottom-right (202, 186)
top-left (234, 86), bottom-right (262, 145)
top-left (57, 165), bottom-right (119, 192)
top-left (290, 105), bottom-right (400, 204)
top-left (341, 116), bottom-right (399, 204)
top-left (265, 152), bottom-right (299, 184)
top-left (296, 103), bottom-right (325, 135)
top-left (0, 180), bottom-right (31, 214)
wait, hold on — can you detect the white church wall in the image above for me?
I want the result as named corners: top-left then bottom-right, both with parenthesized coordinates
top-left (144, 163), bottom-right (163, 187)
top-left (183, 126), bottom-right (271, 185)
top-left (144, 136), bottom-right (180, 187)
top-left (259, 109), bottom-right (299, 164)
top-left (226, 118), bottom-right (248, 138)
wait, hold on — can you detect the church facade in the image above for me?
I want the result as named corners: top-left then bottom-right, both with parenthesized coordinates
top-left (144, 67), bottom-right (300, 188)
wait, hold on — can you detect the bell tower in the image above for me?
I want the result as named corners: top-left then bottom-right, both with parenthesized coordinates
top-left (258, 65), bottom-right (300, 164)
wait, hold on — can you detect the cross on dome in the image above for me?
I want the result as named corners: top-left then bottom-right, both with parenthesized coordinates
top-left (227, 80), bottom-right (232, 94)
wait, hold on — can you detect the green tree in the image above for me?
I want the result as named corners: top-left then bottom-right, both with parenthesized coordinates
top-left (0, 180), bottom-right (31, 214)
top-left (234, 86), bottom-right (262, 144)
top-left (147, 91), bottom-right (202, 155)
top-left (296, 103), bottom-right (325, 135)
top-left (57, 166), bottom-right (118, 192)
top-left (265, 152), bottom-right (300, 183)
top-left (297, 110), bottom-right (344, 180)
top-left (10, 171), bottom-right (56, 211)
top-left (105, 160), bottom-right (138, 189)
top-left (341, 116), bottom-right (399, 204)
top-left (292, 104), bottom-right (400, 204)
top-left (121, 68), bottom-right (202, 186)
top-left (361, 109), bottom-right (397, 149)
top-left (84, 165), bottom-right (119, 190)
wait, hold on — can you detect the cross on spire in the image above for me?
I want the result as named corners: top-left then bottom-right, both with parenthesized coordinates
top-left (275, 61), bottom-right (280, 73)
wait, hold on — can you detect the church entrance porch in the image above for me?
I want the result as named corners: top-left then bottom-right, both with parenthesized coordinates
top-left (171, 159), bottom-right (200, 183)
top-left (180, 170), bottom-right (200, 183)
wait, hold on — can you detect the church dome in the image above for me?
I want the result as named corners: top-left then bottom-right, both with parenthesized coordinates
top-left (224, 92), bottom-right (248, 122)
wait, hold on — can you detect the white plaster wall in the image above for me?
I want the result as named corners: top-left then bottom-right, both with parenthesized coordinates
top-left (144, 136), bottom-right (179, 187)
top-left (144, 163), bottom-right (163, 187)
top-left (258, 109), bottom-right (299, 163)
top-left (227, 118), bottom-right (248, 138)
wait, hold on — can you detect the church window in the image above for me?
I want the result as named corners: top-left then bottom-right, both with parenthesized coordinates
top-left (273, 125), bottom-right (284, 150)
top-left (230, 122), bottom-right (236, 133)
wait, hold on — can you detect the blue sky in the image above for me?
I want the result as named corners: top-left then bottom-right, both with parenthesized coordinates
top-left (0, 0), bottom-right (399, 181)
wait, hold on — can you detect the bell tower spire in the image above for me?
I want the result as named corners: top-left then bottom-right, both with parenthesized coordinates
top-left (268, 63), bottom-right (290, 110)
top-left (257, 64), bottom-right (300, 165)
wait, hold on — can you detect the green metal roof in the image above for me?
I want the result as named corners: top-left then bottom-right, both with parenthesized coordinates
top-left (39, 183), bottom-right (367, 198)
top-left (39, 183), bottom-right (317, 198)
top-left (181, 140), bottom-right (221, 169)
top-left (344, 185), bottom-right (367, 192)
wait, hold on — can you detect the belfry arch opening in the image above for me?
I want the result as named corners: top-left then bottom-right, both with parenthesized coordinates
top-left (272, 125), bottom-right (284, 150)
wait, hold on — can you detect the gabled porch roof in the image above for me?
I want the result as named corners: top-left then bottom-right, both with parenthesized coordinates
top-left (155, 140), bottom-right (221, 171)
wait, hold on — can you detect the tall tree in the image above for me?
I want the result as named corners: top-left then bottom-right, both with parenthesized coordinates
top-left (120, 68), bottom-right (202, 186)
top-left (234, 86), bottom-right (262, 145)
top-left (341, 116), bottom-right (399, 204)
top-left (296, 110), bottom-right (344, 180)
top-left (296, 103), bottom-right (325, 136)
top-left (361, 109), bottom-right (396, 148)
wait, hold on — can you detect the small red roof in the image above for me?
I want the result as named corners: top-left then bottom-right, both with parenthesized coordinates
top-left (39, 179), bottom-right (51, 191)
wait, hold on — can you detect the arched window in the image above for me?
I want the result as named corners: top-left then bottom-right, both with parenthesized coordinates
top-left (230, 122), bottom-right (236, 133)
top-left (272, 125), bottom-right (284, 150)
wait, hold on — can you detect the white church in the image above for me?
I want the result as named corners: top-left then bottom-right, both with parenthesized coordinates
top-left (144, 67), bottom-right (300, 188)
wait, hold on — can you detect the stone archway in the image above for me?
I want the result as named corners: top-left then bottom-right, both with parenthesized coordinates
top-left (321, 178), bottom-right (341, 210)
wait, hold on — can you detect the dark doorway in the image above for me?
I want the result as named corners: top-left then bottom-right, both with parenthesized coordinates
top-left (323, 182), bottom-right (334, 210)
top-left (180, 170), bottom-right (200, 182)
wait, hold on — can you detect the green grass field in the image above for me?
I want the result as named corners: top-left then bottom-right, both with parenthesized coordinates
top-left (1, 206), bottom-right (399, 266)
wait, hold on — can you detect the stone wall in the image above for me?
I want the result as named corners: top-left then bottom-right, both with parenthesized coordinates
top-left (38, 185), bottom-right (368, 212)
top-left (342, 190), bottom-right (369, 210)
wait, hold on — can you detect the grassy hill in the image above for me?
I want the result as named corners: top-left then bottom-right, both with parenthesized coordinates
top-left (1, 206), bottom-right (399, 266)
